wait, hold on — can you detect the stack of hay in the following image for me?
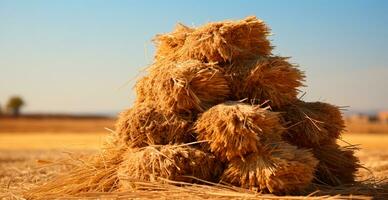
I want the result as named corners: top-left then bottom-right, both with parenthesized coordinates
top-left (27, 16), bottom-right (360, 198)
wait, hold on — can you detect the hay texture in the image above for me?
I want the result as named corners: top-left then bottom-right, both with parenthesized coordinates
top-left (154, 16), bottom-right (271, 63)
top-left (118, 145), bottom-right (223, 190)
top-left (26, 16), bottom-right (361, 198)
top-left (115, 103), bottom-right (194, 147)
top-left (25, 145), bottom-right (125, 199)
top-left (313, 144), bottom-right (360, 186)
top-left (135, 60), bottom-right (230, 114)
top-left (225, 56), bottom-right (305, 108)
top-left (195, 101), bottom-right (283, 161)
top-left (221, 142), bottom-right (318, 194)
top-left (281, 101), bottom-right (345, 148)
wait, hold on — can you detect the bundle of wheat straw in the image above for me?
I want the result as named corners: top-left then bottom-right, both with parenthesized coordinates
top-left (25, 16), bottom-right (363, 198)
top-left (280, 101), bottom-right (345, 148)
top-left (115, 103), bottom-right (194, 147)
top-left (221, 142), bottom-right (318, 194)
top-left (118, 145), bottom-right (223, 190)
top-left (225, 56), bottom-right (305, 108)
top-left (135, 60), bottom-right (230, 114)
top-left (154, 16), bottom-right (272, 63)
top-left (154, 23), bottom-right (193, 61)
top-left (312, 144), bottom-right (360, 186)
top-left (195, 101), bottom-right (283, 161)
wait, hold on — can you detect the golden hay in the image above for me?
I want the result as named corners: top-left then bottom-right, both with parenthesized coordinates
top-left (154, 23), bottom-right (193, 61)
top-left (280, 101), bottom-right (345, 148)
top-left (135, 60), bottom-right (230, 114)
top-left (115, 103), bottom-right (194, 147)
top-left (118, 145), bottom-right (223, 190)
top-left (25, 144), bottom-right (125, 199)
top-left (195, 101), bottom-right (284, 161)
top-left (221, 142), bottom-right (318, 194)
top-left (225, 56), bottom-right (305, 108)
top-left (313, 144), bottom-right (360, 186)
top-left (154, 16), bottom-right (272, 63)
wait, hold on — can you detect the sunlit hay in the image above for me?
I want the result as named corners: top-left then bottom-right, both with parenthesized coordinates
top-left (221, 142), bottom-right (318, 194)
top-left (117, 145), bottom-right (223, 190)
top-left (280, 101), bottom-right (345, 148)
top-left (154, 23), bottom-right (194, 61)
top-left (135, 60), bottom-right (230, 114)
top-left (195, 101), bottom-right (284, 161)
top-left (154, 16), bottom-right (271, 63)
top-left (25, 144), bottom-right (126, 199)
top-left (225, 56), bottom-right (305, 108)
top-left (115, 103), bottom-right (195, 148)
top-left (313, 143), bottom-right (360, 186)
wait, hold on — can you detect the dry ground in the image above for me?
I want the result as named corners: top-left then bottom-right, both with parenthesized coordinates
top-left (0, 118), bottom-right (388, 199)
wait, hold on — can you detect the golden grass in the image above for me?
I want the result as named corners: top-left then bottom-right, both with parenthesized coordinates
top-left (0, 132), bottom-right (107, 150)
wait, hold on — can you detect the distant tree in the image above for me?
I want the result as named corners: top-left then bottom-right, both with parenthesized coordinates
top-left (6, 96), bottom-right (25, 117)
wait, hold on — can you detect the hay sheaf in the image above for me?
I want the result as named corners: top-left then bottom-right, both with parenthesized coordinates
top-left (154, 23), bottom-right (194, 61)
top-left (221, 142), bottom-right (318, 194)
top-left (135, 60), bottom-right (230, 114)
top-left (281, 101), bottom-right (345, 148)
top-left (225, 56), bottom-right (305, 108)
top-left (313, 144), bottom-right (360, 186)
top-left (195, 101), bottom-right (284, 161)
top-left (115, 104), bottom-right (195, 147)
top-left (118, 145), bottom-right (223, 190)
top-left (154, 16), bottom-right (272, 63)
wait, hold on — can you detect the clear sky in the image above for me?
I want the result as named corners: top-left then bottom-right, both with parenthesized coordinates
top-left (1, 0), bottom-right (387, 115)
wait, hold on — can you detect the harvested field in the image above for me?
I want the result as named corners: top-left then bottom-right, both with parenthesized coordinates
top-left (0, 132), bottom-right (387, 199)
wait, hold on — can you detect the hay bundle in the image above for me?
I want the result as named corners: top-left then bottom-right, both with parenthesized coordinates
top-left (313, 144), bottom-right (360, 186)
top-left (226, 56), bottom-right (305, 108)
top-left (154, 23), bottom-right (194, 61)
top-left (221, 142), bottom-right (318, 194)
top-left (195, 101), bottom-right (284, 161)
top-left (135, 60), bottom-right (230, 114)
top-left (117, 145), bottom-right (223, 190)
top-left (115, 103), bottom-right (195, 147)
top-left (154, 16), bottom-right (271, 63)
top-left (26, 16), bottom-right (360, 198)
top-left (281, 101), bottom-right (345, 148)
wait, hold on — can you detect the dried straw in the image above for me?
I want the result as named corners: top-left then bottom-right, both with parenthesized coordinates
top-left (154, 23), bottom-right (193, 61)
top-left (135, 60), bottom-right (230, 114)
top-left (221, 142), bottom-right (318, 194)
top-left (313, 144), bottom-right (360, 186)
top-left (25, 142), bottom-right (125, 199)
top-left (281, 101), bottom-right (345, 148)
top-left (225, 56), bottom-right (305, 108)
top-left (117, 145), bottom-right (223, 190)
top-left (195, 101), bottom-right (284, 161)
top-left (115, 103), bottom-right (194, 147)
top-left (154, 16), bottom-right (272, 63)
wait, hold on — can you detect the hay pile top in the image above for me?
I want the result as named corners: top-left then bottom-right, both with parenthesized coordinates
top-left (27, 16), bottom-right (360, 198)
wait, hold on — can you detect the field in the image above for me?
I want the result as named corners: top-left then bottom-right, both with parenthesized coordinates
top-left (1, 117), bottom-right (388, 199)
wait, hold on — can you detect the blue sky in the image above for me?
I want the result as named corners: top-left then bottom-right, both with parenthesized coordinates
top-left (0, 0), bottom-right (387, 115)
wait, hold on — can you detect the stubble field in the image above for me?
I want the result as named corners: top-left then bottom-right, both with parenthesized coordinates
top-left (1, 118), bottom-right (387, 199)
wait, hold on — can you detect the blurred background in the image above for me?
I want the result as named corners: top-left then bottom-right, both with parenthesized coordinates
top-left (0, 1), bottom-right (388, 154)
